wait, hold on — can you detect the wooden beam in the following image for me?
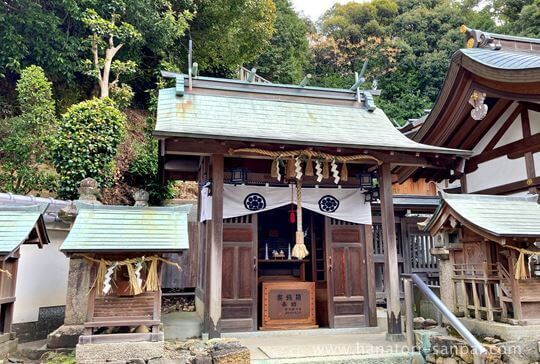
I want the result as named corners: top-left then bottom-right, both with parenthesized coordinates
top-left (378, 163), bottom-right (403, 339)
top-left (461, 99), bottom-right (514, 150)
top-left (208, 154), bottom-right (224, 338)
top-left (521, 108), bottom-right (537, 194)
top-left (482, 104), bottom-right (522, 152)
top-left (466, 133), bottom-right (540, 173)
top-left (473, 176), bottom-right (540, 195)
top-left (522, 102), bottom-right (540, 113)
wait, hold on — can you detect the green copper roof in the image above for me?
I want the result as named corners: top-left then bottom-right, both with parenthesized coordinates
top-left (60, 203), bottom-right (191, 253)
top-left (154, 85), bottom-right (470, 156)
top-left (428, 192), bottom-right (540, 237)
top-left (0, 203), bottom-right (49, 255)
top-left (461, 48), bottom-right (540, 70)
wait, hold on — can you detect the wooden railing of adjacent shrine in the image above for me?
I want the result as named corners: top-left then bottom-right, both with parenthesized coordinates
top-left (452, 262), bottom-right (502, 322)
top-left (451, 262), bottom-right (540, 324)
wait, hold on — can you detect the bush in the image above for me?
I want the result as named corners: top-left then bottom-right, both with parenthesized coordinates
top-left (0, 65), bottom-right (58, 194)
top-left (110, 83), bottom-right (134, 110)
top-left (52, 98), bottom-right (125, 199)
top-left (127, 138), bottom-right (175, 205)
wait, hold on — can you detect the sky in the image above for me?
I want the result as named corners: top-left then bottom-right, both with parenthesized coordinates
top-left (291, 0), bottom-right (362, 20)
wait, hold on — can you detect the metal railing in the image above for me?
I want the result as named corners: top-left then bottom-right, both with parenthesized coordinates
top-left (403, 273), bottom-right (488, 364)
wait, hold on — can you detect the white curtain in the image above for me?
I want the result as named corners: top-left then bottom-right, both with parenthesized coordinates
top-left (200, 184), bottom-right (371, 225)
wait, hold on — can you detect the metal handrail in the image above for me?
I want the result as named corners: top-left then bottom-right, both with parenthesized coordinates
top-left (403, 273), bottom-right (488, 364)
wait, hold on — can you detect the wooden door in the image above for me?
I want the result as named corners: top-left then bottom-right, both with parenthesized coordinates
top-left (221, 215), bottom-right (258, 332)
top-left (325, 217), bottom-right (368, 328)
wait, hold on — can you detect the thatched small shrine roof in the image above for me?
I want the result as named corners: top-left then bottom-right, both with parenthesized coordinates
top-left (426, 192), bottom-right (540, 240)
top-left (0, 203), bottom-right (50, 256)
top-left (154, 75), bottom-right (469, 156)
top-left (60, 203), bottom-right (191, 253)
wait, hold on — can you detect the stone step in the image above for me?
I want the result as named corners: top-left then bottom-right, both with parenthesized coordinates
top-left (223, 326), bottom-right (382, 339)
top-left (252, 351), bottom-right (424, 363)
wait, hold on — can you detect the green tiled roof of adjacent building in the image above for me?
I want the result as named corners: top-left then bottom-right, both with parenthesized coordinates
top-left (0, 203), bottom-right (49, 255)
top-left (429, 193), bottom-right (540, 237)
top-left (60, 203), bottom-right (191, 253)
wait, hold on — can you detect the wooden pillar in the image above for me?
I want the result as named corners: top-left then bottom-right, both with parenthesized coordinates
top-left (208, 154), bottom-right (224, 338)
top-left (378, 163), bottom-right (403, 340)
top-left (364, 225), bottom-right (377, 327)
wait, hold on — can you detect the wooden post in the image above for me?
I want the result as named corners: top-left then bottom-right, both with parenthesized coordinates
top-left (208, 154), bottom-right (224, 338)
top-left (364, 225), bottom-right (377, 327)
top-left (404, 278), bottom-right (415, 350)
top-left (378, 163), bottom-right (403, 340)
top-left (508, 251), bottom-right (522, 321)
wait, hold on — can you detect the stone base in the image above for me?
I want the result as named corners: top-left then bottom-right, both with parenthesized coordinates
top-left (385, 333), bottom-right (405, 342)
top-left (76, 340), bottom-right (164, 364)
top-left (47, 324), bottom-right (85, 349)
top-left (0, 337), bottom-right (18, 359)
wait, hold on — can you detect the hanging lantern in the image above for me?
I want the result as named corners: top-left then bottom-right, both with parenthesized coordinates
top-left (229, 168), bottom-right (248, 184)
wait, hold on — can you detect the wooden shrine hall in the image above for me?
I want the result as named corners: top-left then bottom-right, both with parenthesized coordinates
top-left (153, 73), bottom-right (470, 338)
top-left (395, 27), bottom-right (540, 329)
top-left (0, 203), bottom-right (49, 338)
top-left (60, 202), bottom-right (190, 344)
top-left (426, 193), bottom-right (540, 325)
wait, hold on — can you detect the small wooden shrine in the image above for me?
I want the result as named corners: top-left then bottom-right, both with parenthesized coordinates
top-left (0, 203), bottom-right (49, 337)
top-left (60, 202), bottom-right (190, 344)
top-left (153, 72), bottom-right (470, 337)
top-left (426, 193), bottom-right (540, 325)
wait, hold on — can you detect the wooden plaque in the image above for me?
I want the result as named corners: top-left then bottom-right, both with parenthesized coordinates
top-left (261, 281), bottom-right (317, 330)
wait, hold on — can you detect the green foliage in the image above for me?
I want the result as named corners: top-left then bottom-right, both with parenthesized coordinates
top-left (188, 0), bottom-right (277, 74)
top-left (254, 0), bottom-right (311, 84)
top-left (127, 126), bottom-right (175, 205)
top-left (509, 0), bottom-right (540, 36)
top-left (110, 83), bottom-right (134, 109)
top-left (52, 98), bottom-right (125, 199)
top-left (0, 65), bottom-right (57, 194)
top-left (42, 351), bottom-right (76, 364)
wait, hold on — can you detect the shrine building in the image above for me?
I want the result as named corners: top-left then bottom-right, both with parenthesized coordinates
top-left (153, 72), bottom-right (470, 337)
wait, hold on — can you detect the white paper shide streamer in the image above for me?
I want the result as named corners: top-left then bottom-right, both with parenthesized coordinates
top-left (331, 159), bottom-right (340, 184)
top-left (315, 160), bottom-right (323, 182)
top-left (295, 157), bottom-right (303, 180)
top-left (135, 257), bottom-right (144, 289)
top-left (103, 262), bottom-right (118, 295)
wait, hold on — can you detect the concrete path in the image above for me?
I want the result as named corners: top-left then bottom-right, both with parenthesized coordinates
top-left (224, 328), bottom-right (420, 363)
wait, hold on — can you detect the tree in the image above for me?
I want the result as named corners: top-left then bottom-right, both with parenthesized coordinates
top-left (253, 0), bottom-right (311, 84)
top-left (188, 0), bottom-right (277, 74)
top-left (52, 98), bottom-right (125, 199)
top-left (510, 0), bottom-right (540, 36)
top-left (0, 66), bottom-right (57, 194)
top-left (81, 7), bottom-right (142, 98)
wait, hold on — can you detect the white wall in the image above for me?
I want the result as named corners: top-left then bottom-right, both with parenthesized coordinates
top-left (13, 229), bottom-right (70, 323)
top-left (465, 105), bottom-right (528, 193)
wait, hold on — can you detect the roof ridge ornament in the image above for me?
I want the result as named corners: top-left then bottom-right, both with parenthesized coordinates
top-left (460, 25), bottom-right (502, 50)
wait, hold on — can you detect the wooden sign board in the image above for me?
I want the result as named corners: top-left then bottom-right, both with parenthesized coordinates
top-left (261, 281), bottom-right (317, 330)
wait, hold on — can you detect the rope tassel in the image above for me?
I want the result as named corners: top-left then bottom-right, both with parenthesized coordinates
top-left (127, 262), bottom-right (143, 295)
top-left (341, 161), bottom-right (348, 182)
top-left (286, 158), bottom-right (295, 179)
top-left (292, 180), bottom-right (309, 259)
top-left (322, 160), bottom-right (329, 179)
top-left (271, 158), bottom-right (278, 179)
top-left (305, 157), bottom-right (314, 176)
